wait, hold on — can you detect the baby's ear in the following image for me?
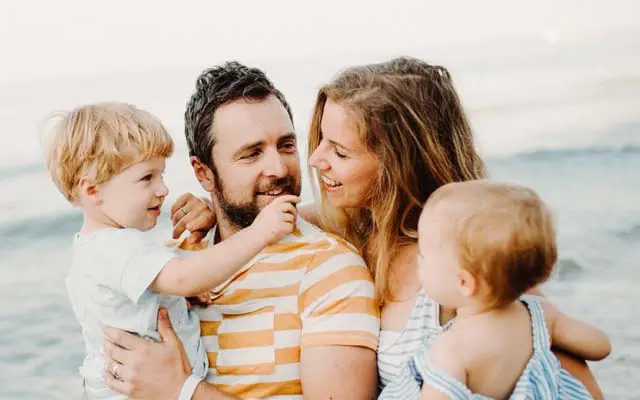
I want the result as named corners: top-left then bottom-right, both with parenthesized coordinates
top-left (457, 269), bottom-right (478, 298)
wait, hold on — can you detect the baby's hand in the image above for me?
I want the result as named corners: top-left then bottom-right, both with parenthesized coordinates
top-left (251, 195), bottom-right (300, 245)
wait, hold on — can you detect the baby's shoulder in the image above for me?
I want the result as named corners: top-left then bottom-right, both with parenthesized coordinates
top-left (422, 329), bottom-right (469, 380)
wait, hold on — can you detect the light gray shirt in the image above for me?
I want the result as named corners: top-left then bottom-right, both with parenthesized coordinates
top-left (67, 228), bottom-right (207, 399)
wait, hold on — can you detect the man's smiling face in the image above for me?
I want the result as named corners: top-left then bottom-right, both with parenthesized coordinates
top-left (207, 95), bottom-right (301, 229)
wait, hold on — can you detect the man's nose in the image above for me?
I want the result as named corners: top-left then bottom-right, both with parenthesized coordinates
top-left (263, 150), bottom-right (288, 178)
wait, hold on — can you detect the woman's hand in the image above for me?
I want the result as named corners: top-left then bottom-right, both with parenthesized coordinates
top-left (171, 193), bottom-right (216, 244)
top-left (103, 308), bottom-right (191, 400)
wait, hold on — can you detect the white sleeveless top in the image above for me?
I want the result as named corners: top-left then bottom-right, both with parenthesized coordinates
top-left (377, 290), bottom-right (444, 391)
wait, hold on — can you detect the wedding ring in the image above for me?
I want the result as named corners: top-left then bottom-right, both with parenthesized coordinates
top-left (181, 207), bottom-right (188, 216)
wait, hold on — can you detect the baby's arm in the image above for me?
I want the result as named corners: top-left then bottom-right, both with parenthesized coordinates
top-left (541, 300), bottom-right (611, 361)
top-left (151, 195), bottom-right (299, 297)
top-left (420, 334), bottom-right (467, 400)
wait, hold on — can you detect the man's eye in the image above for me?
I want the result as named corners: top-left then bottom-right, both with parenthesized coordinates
top-left (281, 142), bottom-right (297, 151)
top-left (243, 151), bottom-right (260, 160)
top-left (141, 174), bottom-right (153, 181)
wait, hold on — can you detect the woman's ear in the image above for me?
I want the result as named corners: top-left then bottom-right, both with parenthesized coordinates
top-left (190, 157), bottom-right (215, 192)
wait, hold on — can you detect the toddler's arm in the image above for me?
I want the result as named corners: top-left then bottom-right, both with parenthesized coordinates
top-left (542, 300), bottom-right (611, 361)
top-left (151, 195), bottom-right (299, 297)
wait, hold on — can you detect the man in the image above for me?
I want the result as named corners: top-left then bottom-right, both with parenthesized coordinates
top-left (102, 62), bottom-right (379, 399)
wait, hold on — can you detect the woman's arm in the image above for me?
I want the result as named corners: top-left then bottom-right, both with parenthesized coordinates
top-left (554, 350), bottom-right (605, 400)
top-left (103, 308), bottom-right (239, 400)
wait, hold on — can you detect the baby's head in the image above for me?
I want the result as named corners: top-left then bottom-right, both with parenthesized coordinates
top-left (44, 102), bottom-right (174, 230)
top-left (417, 180), bottom-right (556, 309)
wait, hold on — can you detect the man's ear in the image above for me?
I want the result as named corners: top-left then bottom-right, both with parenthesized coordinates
top-left (79, 177), bottom-right (101, 205)
top-left (190, 157), bottom-right (215, 192)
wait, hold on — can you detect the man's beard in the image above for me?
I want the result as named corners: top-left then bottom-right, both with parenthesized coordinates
top-left (213, 173), bottom-right (301, 230)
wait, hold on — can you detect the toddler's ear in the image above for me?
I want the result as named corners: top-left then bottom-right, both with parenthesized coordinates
top-left (79, 177), bottom-right (101, 205)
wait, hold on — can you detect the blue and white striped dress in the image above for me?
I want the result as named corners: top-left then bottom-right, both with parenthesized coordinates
top-left (378, 297), bottom-right (593, 399)
top-left (378, 291), bottom-right (444, 390)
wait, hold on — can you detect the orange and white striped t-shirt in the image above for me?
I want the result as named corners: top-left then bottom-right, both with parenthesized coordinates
top-left (177, 217), bottom-right (379, 399)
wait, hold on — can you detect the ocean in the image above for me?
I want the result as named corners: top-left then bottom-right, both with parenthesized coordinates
top-left (1, 32), bottom-right (638, 399)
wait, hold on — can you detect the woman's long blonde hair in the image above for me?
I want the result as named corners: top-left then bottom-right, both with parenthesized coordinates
top-left (308, 57), bottom-right (487, 305)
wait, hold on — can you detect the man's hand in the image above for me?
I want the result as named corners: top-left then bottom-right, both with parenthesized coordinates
top-left (171, 193), bottom-right (216, 244)
top-left (103, 308), bottom-right (190, 399)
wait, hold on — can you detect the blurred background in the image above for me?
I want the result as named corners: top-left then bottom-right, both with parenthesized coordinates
top-left (0, 1), bottom-right (638, 398)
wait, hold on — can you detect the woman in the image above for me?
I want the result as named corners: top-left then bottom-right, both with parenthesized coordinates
top-left (174, 56), bottom-right (604, 397)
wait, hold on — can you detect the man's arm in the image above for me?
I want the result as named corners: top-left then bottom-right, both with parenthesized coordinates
top-left (301, 346), bottom-right (377, 400)
top-left (297, 240), bottom-right (380, 399)
top-left (103, 308), bottom-right (239, 400)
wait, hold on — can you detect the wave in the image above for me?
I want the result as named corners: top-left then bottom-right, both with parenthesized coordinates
top-left (0, 211), bottom-right (81, 250)
top-left (488, 144), bottom-right (640, 162)
top-left (554, 258), bottom-right (585, 281)
top-left (0, 162), bottom-right (46, 180)
top-left (614, 224), bottom-right (640, 241)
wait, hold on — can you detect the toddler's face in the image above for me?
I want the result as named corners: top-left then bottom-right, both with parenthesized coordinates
top-left (416, 205), bottom-right (463, 307)
top-left (99, 156), bottom-right (169, 231)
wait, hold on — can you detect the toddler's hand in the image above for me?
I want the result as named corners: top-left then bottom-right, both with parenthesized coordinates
top-left (251, 195), bottom-right (300, 245)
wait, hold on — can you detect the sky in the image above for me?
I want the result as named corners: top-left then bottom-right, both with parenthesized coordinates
top-left (0, 0), bottom-right (637, 83)
top-left (0, 0), bottom-right (637, 170)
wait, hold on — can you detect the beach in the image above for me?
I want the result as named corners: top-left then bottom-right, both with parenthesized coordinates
top-left (1, 32), bottom-right (638, 399)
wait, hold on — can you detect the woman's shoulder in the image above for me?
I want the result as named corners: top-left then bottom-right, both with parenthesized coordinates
top-left (388, 243), bottom-right (420, 297)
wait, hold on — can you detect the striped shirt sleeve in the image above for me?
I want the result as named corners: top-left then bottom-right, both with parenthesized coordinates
top-left (298, 240), bottom-right (380, 351)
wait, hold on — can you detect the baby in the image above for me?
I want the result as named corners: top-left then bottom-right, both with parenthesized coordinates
top-left (43, 103), bottom-right (299, 399)
top-left (380, 180), bottom-right (610, 399)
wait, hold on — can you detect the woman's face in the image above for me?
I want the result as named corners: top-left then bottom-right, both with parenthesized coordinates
top-left (308, 99), bottom-right (380, 209)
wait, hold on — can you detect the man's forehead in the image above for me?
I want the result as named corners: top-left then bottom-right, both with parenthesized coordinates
top-left (211, 96), bottom-right (294, 149)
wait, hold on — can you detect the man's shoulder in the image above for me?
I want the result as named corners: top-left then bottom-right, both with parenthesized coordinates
top-left (298, 217), bottom-right (360, 252)
top-left (287, 219), bottom-right (373, 287)
top-left (264, 218), bottom-right (363, 259)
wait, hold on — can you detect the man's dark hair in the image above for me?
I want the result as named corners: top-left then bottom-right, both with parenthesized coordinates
top-left (184, 61), bottom-right (293, 169)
